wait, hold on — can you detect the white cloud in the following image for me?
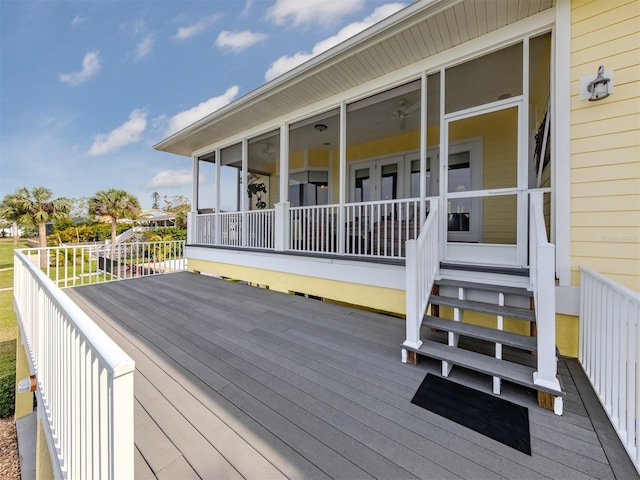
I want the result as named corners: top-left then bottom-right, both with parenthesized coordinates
top-left (165, 85), bottom-right (240, 136)
top-left (145, 169), bottom-right (194, 188)
top-left (267, 0), bottom-right (365, 27)
top-left (215, 30), bottom-right (267, 53)
top-left (72, 15), bottom-right (87, 26)
top-left (173, 14), bottom-right (221, 40)
top-left (265, 3), bottom-right (405, 81)
top-left (135, 34), bottom-right (155, 60)
top-left (87, 109), bottom-right (147, 156)
top-left (59, 51), bottom-right (101, 86)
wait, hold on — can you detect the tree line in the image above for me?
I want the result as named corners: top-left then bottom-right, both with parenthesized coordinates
top-left (0, 187), bottom-right (189, 248)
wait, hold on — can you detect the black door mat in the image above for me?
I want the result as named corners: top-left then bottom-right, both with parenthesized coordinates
top-left (411, 373), bottom-right (531, 455)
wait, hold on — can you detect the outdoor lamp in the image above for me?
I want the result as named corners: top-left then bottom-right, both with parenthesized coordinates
top-left (587, 65), bottom-right (611, 101)
top-left (18, 374), bottom-right (37, 393)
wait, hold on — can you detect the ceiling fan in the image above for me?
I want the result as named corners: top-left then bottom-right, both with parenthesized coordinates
top-left (386, 99), bottom-right (420, 130)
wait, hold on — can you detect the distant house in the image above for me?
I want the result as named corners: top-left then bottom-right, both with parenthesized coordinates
top-left (136, 209), bottom-right (176, 229)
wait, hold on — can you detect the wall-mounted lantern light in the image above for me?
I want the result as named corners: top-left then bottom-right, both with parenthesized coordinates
top-left (581, 65), bottom-right (614, 102)
top-left (587, 65), bottom-right (611, 101)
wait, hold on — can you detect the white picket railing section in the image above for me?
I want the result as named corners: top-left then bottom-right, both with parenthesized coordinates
top-left (14, 249), bottom-right (135, 479)
top-left (22, 241), bottom-right (186, 288)
top-left (194, 212), bottom-right (217, 244)
top-left (403, 199), bottom-right (439, 354)
top-left (344, 198), bottom-right (421, 257)
top-left (246, 209), bottom-right (275, 249)
top-left (289, 205), bottom-right (340, 254)
top-left (529, 191), bottom-right (562, 412)
top-left (580, 266), bottom-right (640, 474)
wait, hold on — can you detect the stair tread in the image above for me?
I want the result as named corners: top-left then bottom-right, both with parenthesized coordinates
top-left (405, 339), bottom-right (564, 396)
top-left (435, 278), bottom-right (533, 297)
top-left (429, 295), bottom-right (536, 322)
top-left (422, 315), bottom-right (537, 351)
top-left (440, 262), bottom-right (530, 277)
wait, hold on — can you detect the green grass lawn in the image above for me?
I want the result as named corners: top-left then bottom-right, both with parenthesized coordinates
top-left (0, 238), bottom-right (26, 417)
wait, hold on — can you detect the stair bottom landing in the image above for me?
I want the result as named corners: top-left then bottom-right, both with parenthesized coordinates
top-left (403, 330), bottom-right (564, 414)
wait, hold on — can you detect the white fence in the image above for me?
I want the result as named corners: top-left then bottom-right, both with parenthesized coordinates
top-left (246, 209), bottom-right (275, 249)
top-left (14, 249), bottom-right (135, 479)
top-left (580, 266), bottom-right (640, 473)
top-left (403, 199), bottom-right (439, 353)
top-left (22, 241), bottom-right (186, 288)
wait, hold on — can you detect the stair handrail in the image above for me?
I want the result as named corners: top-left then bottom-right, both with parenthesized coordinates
top-left (403, 199), bottom-right (439, 353)
top-left (529, 191), bottom-right (561, 400)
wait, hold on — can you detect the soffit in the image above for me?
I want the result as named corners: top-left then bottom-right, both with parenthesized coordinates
top-left (155, 0), bottom-right (554, 157)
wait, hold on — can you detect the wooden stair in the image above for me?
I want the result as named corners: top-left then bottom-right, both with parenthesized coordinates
top-left (403, 270), bottom-right (565, 406)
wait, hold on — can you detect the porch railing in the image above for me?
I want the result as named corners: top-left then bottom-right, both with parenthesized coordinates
top-left (14, 249), bottom-right (135, 479)
top-left (22, 241), bottom-right (186, 288)
top-left (246, 209), bottom-right (275, 249)
top-left (289, 205), bottom-right (340, 254)
top-left (403, 199), bottom-right (439, 354)
top-left (193, 199), bottom-right (423, 259)
top-left (529, 191), bottom-right (562, 411)
top-left (580, 266), bottom-right (640, 473)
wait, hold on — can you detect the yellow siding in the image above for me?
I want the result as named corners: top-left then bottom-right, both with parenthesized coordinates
top-left (309, 150), bottom-right (330, 168)
top-left (570, 0), bottom-right (640, 293)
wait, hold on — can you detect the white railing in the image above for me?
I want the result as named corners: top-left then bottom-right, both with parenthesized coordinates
top-left (529, 191), bottom-right (562, 412)
top-left (14, 250), bottom-right (135, 479)
top-left (345, 198), bottom-right (421, 257)
top-left (192, 199), bottom-right (422, 258)
top-left (580, 266), bottom-right (640, 473)
top-left (194, 212), bottom-right (216, 244)
top-left (289, 205), bottom-right (339, 254)
top-left (403, 199), bottom-right (439, 353)
top-left (22, 241), bottom-right (186, 288)
top-left (246, 209), bottom-right (276, 249)
top-left (219, 212), bottom-right (242, 247)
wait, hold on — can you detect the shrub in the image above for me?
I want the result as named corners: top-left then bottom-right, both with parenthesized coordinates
top-left (0, 372), bottom-right (15, 418)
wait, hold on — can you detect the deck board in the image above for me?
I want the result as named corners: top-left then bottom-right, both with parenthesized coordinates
top-left (65, 272), bottom-right (627, 480)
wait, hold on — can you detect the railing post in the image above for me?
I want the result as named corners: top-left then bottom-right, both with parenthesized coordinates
top-left (186, 212), bottom-right (197, 244)
top-left (274, 202), bottom-right (290, 252)
top-left (403, 240), bottom-right (422, 352)
top-left (111, 370), bottom-right (135, 479)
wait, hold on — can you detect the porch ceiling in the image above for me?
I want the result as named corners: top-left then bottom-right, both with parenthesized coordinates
top-left (154, 0), bottom-right (554, 157)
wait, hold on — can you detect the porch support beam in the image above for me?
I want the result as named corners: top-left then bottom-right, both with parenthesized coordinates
top-left (215, 148), bottom-right (221, 244)
top-left (275, 123), bottom-right (290, 252)
top-left (188, 156), bottom-right (198, 244)
top-left (553, 0), bottom-right (571, 286)
top-left (241, 138), bottom-right (248, 247)
top-left (338, 101), bottom-right (347, 255)
top-left (419, 71), bottom-right (427, 225)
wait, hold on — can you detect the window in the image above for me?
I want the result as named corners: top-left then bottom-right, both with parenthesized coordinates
top-left (289, 170), bottom-right (329, 207)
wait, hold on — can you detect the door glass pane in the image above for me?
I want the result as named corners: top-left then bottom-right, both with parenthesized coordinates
top-left (355, 168), bottom-right (370, 202)
top-left (447, 152), bottom-right (471, 232)
top-left (410, 159), bottom-right (431, 198)
top-left (380, 164), bottom-right (398, 200)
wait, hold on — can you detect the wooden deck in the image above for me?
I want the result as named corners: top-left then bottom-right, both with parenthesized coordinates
top-left (66, 272), bottom-right (636, 479)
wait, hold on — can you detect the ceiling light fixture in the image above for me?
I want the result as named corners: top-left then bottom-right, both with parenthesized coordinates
top-left (314, 124), bottom-right (327, 132)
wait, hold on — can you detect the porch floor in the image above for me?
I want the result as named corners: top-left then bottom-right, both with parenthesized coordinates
top-left (66, 272), bottom-right (634, 479)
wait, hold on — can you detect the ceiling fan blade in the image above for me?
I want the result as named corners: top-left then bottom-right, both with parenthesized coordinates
top-left (405, 100), bottom-right (421, 114)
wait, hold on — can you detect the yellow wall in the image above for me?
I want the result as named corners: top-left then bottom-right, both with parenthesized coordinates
top-left (188, 258), bottom-right (406, 315)
top-left (14, 332), bottom-right (34, 419)
top-left (570, 0), bottom-right (640, 292)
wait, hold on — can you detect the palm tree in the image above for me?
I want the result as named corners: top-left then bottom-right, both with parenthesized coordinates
top-left (0, 193), bottom-right (23, 244)
top-left (88, 189), bottom-right (140, 255)
top-left (6, 187), bottom-right (71, 249)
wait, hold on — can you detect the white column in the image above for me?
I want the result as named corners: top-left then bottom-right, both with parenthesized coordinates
top-left (420, 71), bottom-right (427, 224)
top-left (338, 101), bottom-right (347, 254)
top-left (275, 124), bottom-right (290, 251)
top-left (241, 139), bottom-right (248, 247)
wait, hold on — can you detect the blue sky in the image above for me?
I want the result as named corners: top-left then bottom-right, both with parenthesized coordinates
top-left (0, 0), bottom-right (406, 210)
